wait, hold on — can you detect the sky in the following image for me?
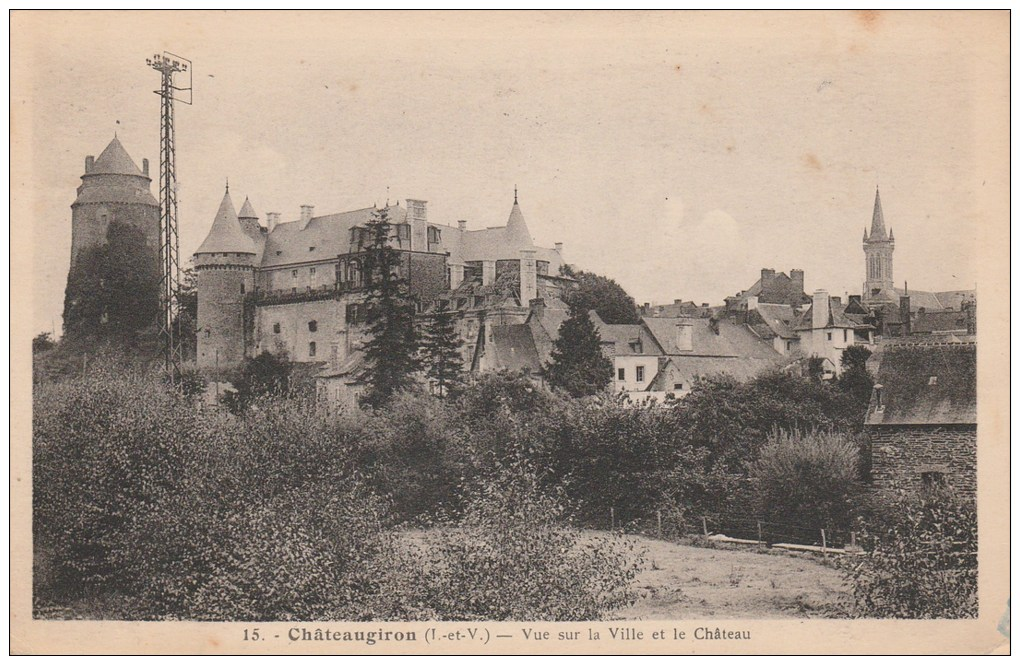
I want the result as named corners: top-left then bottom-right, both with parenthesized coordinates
top-left (14, 10), bottom-right (1007, 337)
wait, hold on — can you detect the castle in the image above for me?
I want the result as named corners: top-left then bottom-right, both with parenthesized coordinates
top-left (193, 184), bottom-right (571, 401)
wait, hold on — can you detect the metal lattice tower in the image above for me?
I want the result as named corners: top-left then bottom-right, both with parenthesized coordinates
top-left (146, 52), bottom-right (192, 384)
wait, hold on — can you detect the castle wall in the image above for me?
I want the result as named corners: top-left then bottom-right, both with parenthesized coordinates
top-left (255, 298), bottom-right (348, 364)
top-left (261, 262), bottom-right (337, 293)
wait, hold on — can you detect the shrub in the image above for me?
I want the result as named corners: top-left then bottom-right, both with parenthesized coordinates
top-left (843, 489), bottom-right (977, 618)
top-left (413, 455), bottom-right (642, 621)
top-left (749, 428), bottom-right (861, 538)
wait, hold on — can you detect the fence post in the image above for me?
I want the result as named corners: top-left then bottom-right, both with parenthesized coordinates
top-left (610, 507), bottom-right (615, 531)
top-left (821, 529), bottom-right (827, 556)
top-left (656, 510), bottom-right (662, 539)
top-left (850, 531), bottom-right (857, 550)
top-left (702, 516), bottom-right (709, 537)
top-left (757, 521), bottom-right (763, 548)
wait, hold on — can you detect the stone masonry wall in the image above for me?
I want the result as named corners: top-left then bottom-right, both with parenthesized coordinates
top-left (869, 425), bottom-right (976, 499)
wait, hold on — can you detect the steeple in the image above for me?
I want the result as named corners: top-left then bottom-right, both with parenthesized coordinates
top-left (238, 196), bottom-right (259, 220)
top-left (195, 188), bottom-right (255, 255)
top-left (505, 189), bottom-right (533, 248)
top-left (868, 186), bottom-right (888, 241)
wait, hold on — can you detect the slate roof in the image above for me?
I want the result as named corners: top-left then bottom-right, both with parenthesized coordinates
top-left (642, 316), bottom-right (782, 360)
top-left (866, 187), bottom-right (888, 240)
top-left (911, 309), bottom-right (972, 334)
top-left (649, 353), bottom-right (779, 390)
top-left (752, 303), bottom-right (799, 340)
top-left (589, 312), bottom-right (663, 357)
top-left (866, 343), bottom-right (976, 426)
top-left (934, 289), bottom-right (977, 312)
top-left (195, 190), bottom-right (257, 255)
top-left (89, 136), bottom-right (146, 177)
top-left (488, 324), bottom-right (543, 372)
top-left (261, 205), bottom-right (406, 267)
top-left (792, 296), bottom-right (872, 331)
top-left (528, 298), bottom-right (570, 366)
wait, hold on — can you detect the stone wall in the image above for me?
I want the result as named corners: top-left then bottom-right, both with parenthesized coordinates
top-left (869, 425), bottom-right (976, 499)
top-left (196, 263), bottom-right (256, 371)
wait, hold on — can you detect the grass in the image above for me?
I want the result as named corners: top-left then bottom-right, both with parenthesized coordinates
top-left (611, 533), bottom-right (849, 619)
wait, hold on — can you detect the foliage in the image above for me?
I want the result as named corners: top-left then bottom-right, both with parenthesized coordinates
top-left (749, 428), bottom-right (861, 535)
top-left (62, 220), bottom-right (159, 340)
top-left (559, 264), bottom-right (639, 324)
top-left (806, 355), bottom-right (826, 382)
top-left (414, 455), bottom-right (642, 620)
top-left (173, 265), bottom-right (199, 361)
top-left (843, 489), bottom-right (977, 618)
top-left (419, 310), bottom-right (465, 400)
top-left (837, 345), bottom-right (875, 410)
top-left (358, 208), bottom-right (420, 408)
top-left (544, 301), bottom-right (613, 397)
top-left (33, 332), bottom-right (56, 354)
top-left (224, 351), bottom-right (293, 412)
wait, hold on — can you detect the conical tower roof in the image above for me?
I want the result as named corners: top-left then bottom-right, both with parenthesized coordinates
top-left (195, 189), bottom-right (256, 255)
top-left (90, 135), bottom-right (145, 177)
top-left (505, 191), bottom-right (534, 249)
top-left (868, 187), bottom-right (887, 240)
top-left (238, 196), bottom-right (259, 220)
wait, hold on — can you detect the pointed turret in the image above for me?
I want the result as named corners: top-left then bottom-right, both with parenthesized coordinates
top-left (195, 189), bottom-right (255, 255)
top-left (238, 196), bottom-right (259, 220)
top-left (89, 135), bottom-right (147, 177)
top-left (505, 189), bottom-right (534, 249)
top-left (868, 187), bottom-right (887, 241)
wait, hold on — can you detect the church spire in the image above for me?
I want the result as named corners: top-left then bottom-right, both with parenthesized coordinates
top-left (869, 186), bottom-right (887, 240)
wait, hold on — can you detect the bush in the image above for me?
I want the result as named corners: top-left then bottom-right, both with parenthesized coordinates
top-left (749, 428), bottom-right (861, 538)
top-left (843, 489), bottom-right (977, 618)
top-left (413, 455), bottom-right (642, 620)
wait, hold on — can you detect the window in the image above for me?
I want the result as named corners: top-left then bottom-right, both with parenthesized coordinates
top-left (636, 366), bottom-right (645, 383)
top-left (273, 323), bottom-right (281, 334)
top-left (292, 269), bottom-right (298, 278)
top-left (346, 304), bottom-right (361, 324)
top-left (843, 329), bottom-right (848, 341)
top-left (310, 267), bottom-right (316, 275)
top-left (673, 383), bottom-right (684, 390)
top-left (309, 246), bottom-right (316, 252)
top-left (308, 320), bottom-right (318, 332)
top-left (630, 341), bottom-right (643, 354)
top-left (428, 226), bottom-right (441, 243)
top-left (826, 331), bottom-right (833, 341)
top-left (308, 342), bottom-right (316, 357)
top-left (240, 283), bottom-right (245, 294)
top-left (618, 368), bottom-right (626, 381)
top-left (276, 250), bottom-right (282, 256)
top-left (786, 341), bottom-right (792, 351)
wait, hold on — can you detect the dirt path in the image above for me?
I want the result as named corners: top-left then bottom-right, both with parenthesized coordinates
top-left (617, 535), bottom-right (849, 619)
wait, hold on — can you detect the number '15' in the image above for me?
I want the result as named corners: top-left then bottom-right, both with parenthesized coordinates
top-left (244, 628), bottom-right (260, 641)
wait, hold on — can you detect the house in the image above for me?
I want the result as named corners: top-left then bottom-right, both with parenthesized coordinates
top-left (589, 312), bottom-right (663, 394)
top-left (642, 315), bottom-right (783, 398)
top-left (866, 339), bottom-right (977, 499)
top-left (724, 268), bottom-right (810, 314)
top-left (792, 289), bottom-right (876, 377)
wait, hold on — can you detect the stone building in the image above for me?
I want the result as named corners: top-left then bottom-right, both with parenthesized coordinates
top-left (193, 188), bottom-right (569, 404)
top-left (866, 339), bottom-right (977, 499)
top-left (63, 136), bottom-right (159, 336)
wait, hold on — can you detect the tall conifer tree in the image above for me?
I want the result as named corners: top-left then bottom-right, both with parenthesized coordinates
top-left (544, 301), bottom-right (613, 397)
top-left (358, 208), bottom-right (420, 407)
top-left (420, 309), bottom-right (465, 399)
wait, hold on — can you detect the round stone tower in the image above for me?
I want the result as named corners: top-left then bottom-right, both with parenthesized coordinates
top-left (195, 187), bottom-right (257, 372)
top-left (64, 136), bottom-right (160, 336)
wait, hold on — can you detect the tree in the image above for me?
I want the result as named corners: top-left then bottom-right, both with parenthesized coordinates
top-left (358, 208), bottom-right (420, 408)
top-left (33, 332), bottom-right (56, 354)
top-left (174, 265), bottom-right (199, 361)
top-left (560, 264), bottom-right (639, 324)
top-left (224, 351), bottom-right (292, 412)
top-left (544, 301), bottom-right (613, 397)
top-left (420, 309), bottom-right (465, 399)
top-left (838, 345), bottom-right (874, 407)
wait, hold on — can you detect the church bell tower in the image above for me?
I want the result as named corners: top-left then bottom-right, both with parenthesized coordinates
top-left (863, 187), bottom-right (895, 299)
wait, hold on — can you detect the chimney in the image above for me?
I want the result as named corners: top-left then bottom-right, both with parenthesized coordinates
top-left (747, 295), bottom-right (758, 311)
top-left (85, 155), bottom-right (94, 173)
top-left (708, 316), bottom-right (720, 335)
top-left (849, 294), bottom-right (861, 304)
top-left (900, 293), bottom-right (911, 334)
top-left (674, 299), bottom-right (682, 305)
top-left (449, 263), bottom-right (465, 290)
top-left (407, 199), bottom-right (427, 250)
top-left (300, 205), bottom-right (314, 230)
top-left (676, 320), bottom-right (694, 352)
top-left (761, 268), bottom-right (776, 284)
top-left (812, 289), bottom-right (829, 329)
top-left (458, 220), bottom-right (467, 231)
top-left (529, 296), bottom-right (546, 321)
top-left (790, 269), bottom-right (805, 293)
top-left (266, 212), bottom-right (281, 233)
top-left (519, 248), bottom-right (537, 304)
top-left (555, 242), bottom-right (563, 254)
top-left (482, 260), bottom-right (496, 287)
top-left (142, 158), bottom-right (149, 177)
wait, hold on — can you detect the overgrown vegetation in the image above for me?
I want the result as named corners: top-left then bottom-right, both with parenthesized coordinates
top-left (843, 489), bottom-right (977, 618)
